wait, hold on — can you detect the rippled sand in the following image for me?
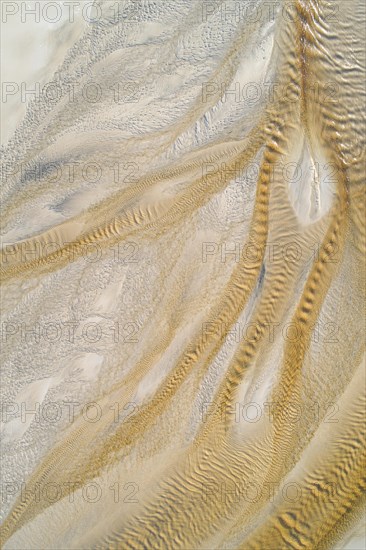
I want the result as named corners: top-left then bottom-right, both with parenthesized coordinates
top-left (1, 1), bottom-right (365, 548)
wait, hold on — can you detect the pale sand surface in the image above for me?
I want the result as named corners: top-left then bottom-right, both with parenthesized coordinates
top-left (1, 1), bottom-right (365, 548)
